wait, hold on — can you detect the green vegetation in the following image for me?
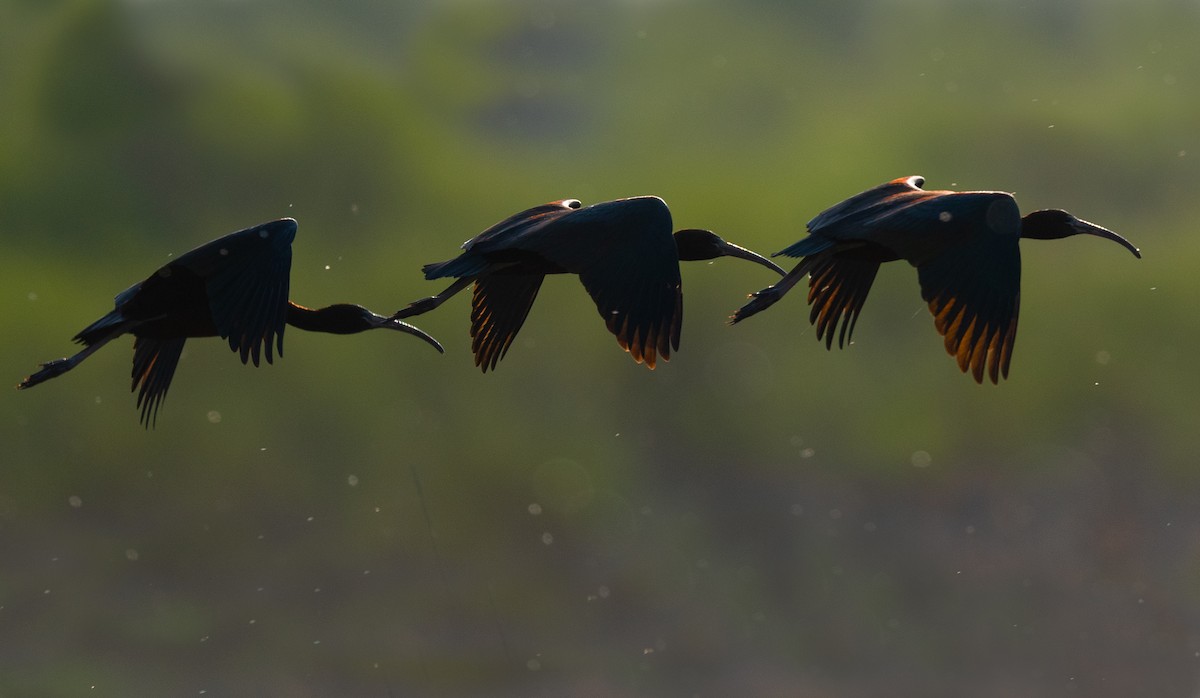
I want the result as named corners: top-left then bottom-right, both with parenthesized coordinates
top-left (2, 1), bottom-right (1198, 695)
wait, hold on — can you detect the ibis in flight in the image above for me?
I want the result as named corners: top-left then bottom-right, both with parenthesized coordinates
top-left (18, 218), bottom-right (443, 426)
top-left (393, 196), bottom-right (784, 371)
top-left (730, 176), bottom-right (1141, 382)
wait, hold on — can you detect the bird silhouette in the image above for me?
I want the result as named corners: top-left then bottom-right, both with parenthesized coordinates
top-left (731, 175), bottom-right (1141, 383)
top-left (18, 218), bottom-right (443, 426)
top-left (393, 196), bottom-right (784, 371)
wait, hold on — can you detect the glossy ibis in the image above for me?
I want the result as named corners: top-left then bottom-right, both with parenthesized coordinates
top-left (393, 196), bottom-right (784, 371)
top-left (730, 176), bottom-right (1141, 382)
top-left (18, 218), bottom-right (443, 426)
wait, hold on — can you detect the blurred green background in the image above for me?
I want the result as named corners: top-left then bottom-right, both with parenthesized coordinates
top-left (2, 1), bottom-right (1197, 695)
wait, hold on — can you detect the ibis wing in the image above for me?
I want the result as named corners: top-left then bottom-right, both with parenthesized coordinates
top-left (775, 233), bottom-right (836, 259)
top-left (469, 274), bottom-right (545, 372)
top-left (131, 336), bottom-right (186, 428)
top-left (489, 197), bottom-right (682, 368)
top-left (577, 261), bottom-right (680, 369)
top-left (805, 246), bottom-right (889, 349)
top-left (799, 179), bottom-right (1016, 270)
top-left (421, 200), bottom-right (581, 282)
top-left (462, 200), bottom-right (581, 254)
top-left (187, 226), bottom-right (294, 367)
top-left (916, 235), bottom-right (1021, 383)
top-left (501, 200), bottom-right (682, 368)
top-left (576, 245), bottom-right (681, 369)
top-left (777, 178), bottom-right (928, 259)
top-left (806, 176), bottom-right (929, 237)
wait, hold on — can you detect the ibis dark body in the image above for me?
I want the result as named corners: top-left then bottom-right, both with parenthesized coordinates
top-left (394, 196), bottom-right (784, 371)
top-left (731, 176), bottom-right (1141, 383)
top-left (18, 218), bottom-right (443, 426)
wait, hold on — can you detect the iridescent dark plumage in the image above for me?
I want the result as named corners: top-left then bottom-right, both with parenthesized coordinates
top-left (731, 176), bottom-right (1141, 383)
top-left (394, 196), bottom-right (784, 371)
top-left (18, 218), bottom-right (443, 426)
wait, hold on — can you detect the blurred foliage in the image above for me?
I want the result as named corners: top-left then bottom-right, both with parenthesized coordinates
top-left (2, 1), bottom-right (1199, 696)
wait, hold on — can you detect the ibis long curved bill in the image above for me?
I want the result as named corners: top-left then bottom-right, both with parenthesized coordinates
top-left (685, 231), bottom-right (786, 275)
top-left (382, 317), bottom-right (445, 353)
top-left (1060, 217), bottom-right (1141, 259)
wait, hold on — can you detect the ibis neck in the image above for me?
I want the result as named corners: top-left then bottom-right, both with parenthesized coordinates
top-left (285, 302), bottom-right (373, 334)
top-left (673, 229), bottom-right (720, 261)
top-left (1019, 220), bottom-right (1067, 241)
top-left (1019, 210), bottom-right (1077, 240)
